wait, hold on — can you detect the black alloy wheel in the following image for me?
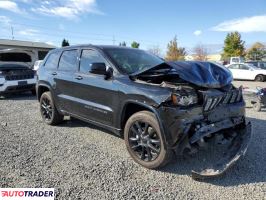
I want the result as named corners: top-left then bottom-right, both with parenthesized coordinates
top-left (41, 96), bottom-right (53, 121)
top-left (124, 111), bottom-right (172, 169)
top-left (40, 91), bottom-right (64, 125)
top-left (128, 121), bottom-right (161, 161)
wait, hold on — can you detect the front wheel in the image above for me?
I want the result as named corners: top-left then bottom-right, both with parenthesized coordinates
top-left (40, 91), bottom-right (64, 125)
top-left (124, 111), bottom-right (172, 169)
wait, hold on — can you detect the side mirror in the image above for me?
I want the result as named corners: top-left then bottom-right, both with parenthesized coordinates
top-left (90, 63), bottom-right (107, 75)
top-left (105, 67), bottom-right (113, 80)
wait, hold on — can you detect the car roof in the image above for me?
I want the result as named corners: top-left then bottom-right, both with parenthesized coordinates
top-left (52, 44), bottom-right (137, 52)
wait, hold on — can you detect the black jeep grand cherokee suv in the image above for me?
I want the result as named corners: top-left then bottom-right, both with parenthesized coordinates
top-left (36, 45), bottom-right (251, 178)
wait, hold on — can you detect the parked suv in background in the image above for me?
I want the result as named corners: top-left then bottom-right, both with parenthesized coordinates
top-left (36, 45), bottom-right (251, 179)
top-left (0, 49), bottom-right (36, 95)
top-left (245, 61), bottom-right (266, 70)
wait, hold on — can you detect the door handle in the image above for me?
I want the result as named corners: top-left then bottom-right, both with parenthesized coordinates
top-left (75, 76), bottom-right (83, 80)
top-left (52, 72), bottom-right (57, 76)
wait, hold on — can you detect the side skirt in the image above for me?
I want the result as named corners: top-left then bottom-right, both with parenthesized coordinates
top-left (61, 110), bottom-right (122, 136)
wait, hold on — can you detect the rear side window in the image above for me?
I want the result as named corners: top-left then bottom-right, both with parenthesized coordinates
top-left (229, 64), bottom-right (239, 69)
top-left (239, 64), bottom-right (249, 70)
top-left (58, 50), bottom-right (78, 72)
top-left (79, 49), bottom-right (108, 73)
top-left (44, 51), bottom-right (61, 69)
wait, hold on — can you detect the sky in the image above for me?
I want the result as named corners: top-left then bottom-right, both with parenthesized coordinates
top-left (0, 0), bottom-right (266, 54)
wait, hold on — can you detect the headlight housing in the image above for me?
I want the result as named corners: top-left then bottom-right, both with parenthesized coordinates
top-left (171, 93), bottom-right (198, 106)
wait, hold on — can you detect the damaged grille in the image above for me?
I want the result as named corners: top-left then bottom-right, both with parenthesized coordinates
top-left (202, 88), bottom-right (242, 112)
top-left (5, 70), bottom-right (34, 81)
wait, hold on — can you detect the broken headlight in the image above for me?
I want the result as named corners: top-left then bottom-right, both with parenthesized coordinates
top-left (171, 92), bottom-right (198, 106)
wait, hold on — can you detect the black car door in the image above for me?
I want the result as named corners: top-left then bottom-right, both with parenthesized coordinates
top-left (69, 48), bottom-right (119, 127)
top-left (54, 49), bottom-right (80, 113)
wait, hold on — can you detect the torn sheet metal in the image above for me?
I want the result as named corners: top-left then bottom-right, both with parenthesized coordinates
top-left (131, 61), bottom-right (233, 89)
top-left (191, 122), bottom-right (251, 179)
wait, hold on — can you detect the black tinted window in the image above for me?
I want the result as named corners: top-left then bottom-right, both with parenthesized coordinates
top-left (38, 51), bottom-right (49, 60)
top-left (44, 51), bottom-right (61, 69)
top-left (0, 53), bottom-right (31, 62)
top-left (58, 50), bottom-right (78, 72)
top-left (79, 49), bottom-right (107, 73)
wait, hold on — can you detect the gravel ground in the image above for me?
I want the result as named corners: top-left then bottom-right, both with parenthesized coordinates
top-left (233, 80), bottom-right (266, 89)
top-left (0, 81), bottom-right (266, 199)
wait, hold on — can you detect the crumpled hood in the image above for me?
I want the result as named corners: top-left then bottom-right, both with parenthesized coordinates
top-left (132, 61), bottom-right (233, 88)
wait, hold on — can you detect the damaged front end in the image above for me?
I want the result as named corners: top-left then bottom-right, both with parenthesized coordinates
top-left (133, 61), bottom-right (252, 179)
top-left (158, 86), bottom-right (251, 179)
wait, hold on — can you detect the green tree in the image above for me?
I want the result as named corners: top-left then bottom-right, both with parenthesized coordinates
top-left (61, 38), bottom-right (70, 47)
top-left (165, 36), bottom-right (186, 61)
top-left (222, 31), bottom-right (245, 60)
top-left (131, 41), bottom-right (140, 48)
top-left (119, 41), bottom-right (127, 46)
top-left (246, 42), bottom-right (266, 61)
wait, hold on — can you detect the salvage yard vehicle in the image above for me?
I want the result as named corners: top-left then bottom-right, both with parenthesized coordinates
top-left (243, 87), bottom-right (266, 111)
top-left (245, 61), bottom-right (266, 70)
top-left (36, 45), bottom-right (251, 179)
top-left (227, 63), bottom-right (266, 82)
top-left (0, 49), bottom-right (36, 95)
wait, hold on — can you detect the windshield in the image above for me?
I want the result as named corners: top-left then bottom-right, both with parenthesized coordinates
top-left (105, 48), bottom-right (164, 74)
top-left (0, 53), bottom-right (32, 62)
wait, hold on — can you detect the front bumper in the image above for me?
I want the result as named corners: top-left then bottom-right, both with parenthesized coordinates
top-left (0, 78), bottom-right (36, 94)
top-left (191, 122), bottom-right (251, 179)
top-left (158, 101), bottom-right (251, 178)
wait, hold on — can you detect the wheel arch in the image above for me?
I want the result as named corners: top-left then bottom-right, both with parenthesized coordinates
top-left (120, 101), bottom-right (167, 146)
top-left (37, 83), bottom-right (52, 101)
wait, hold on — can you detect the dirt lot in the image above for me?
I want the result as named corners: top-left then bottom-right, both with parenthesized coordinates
top-left (0, 80), bottom-right (266, 199)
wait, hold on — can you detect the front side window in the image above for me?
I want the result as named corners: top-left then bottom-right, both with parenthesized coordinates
top-left (105, 48), bottom-right (164, 74)
top-left (79, 49), bottom-right (108, 73)
top-left (58, 50), bottom-right (78, 72)
top-left (44, 51), bottom-right (61, 69)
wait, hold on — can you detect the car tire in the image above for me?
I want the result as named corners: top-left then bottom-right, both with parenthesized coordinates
top-left (255, 75), bottom-right (264, 82)
top-left (40, 91), bottom-right (64, 125)
top-left (253, 102), bottom-right (261, 112)
top-left (124, 111), bottom-right (172, 169)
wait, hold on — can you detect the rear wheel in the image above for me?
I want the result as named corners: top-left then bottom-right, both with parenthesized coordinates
top-left (40, 91), bottom-right (64, 125)
top-left (255, 75), bottom-right (264, 82)
top-left (124, 111), bottom-right (172, 169)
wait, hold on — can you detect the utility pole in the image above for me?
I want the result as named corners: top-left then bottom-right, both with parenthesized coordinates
top-left (112, 35), bottom-right (116, 45)
top-left (11, 26), bottom-right (14, 40)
